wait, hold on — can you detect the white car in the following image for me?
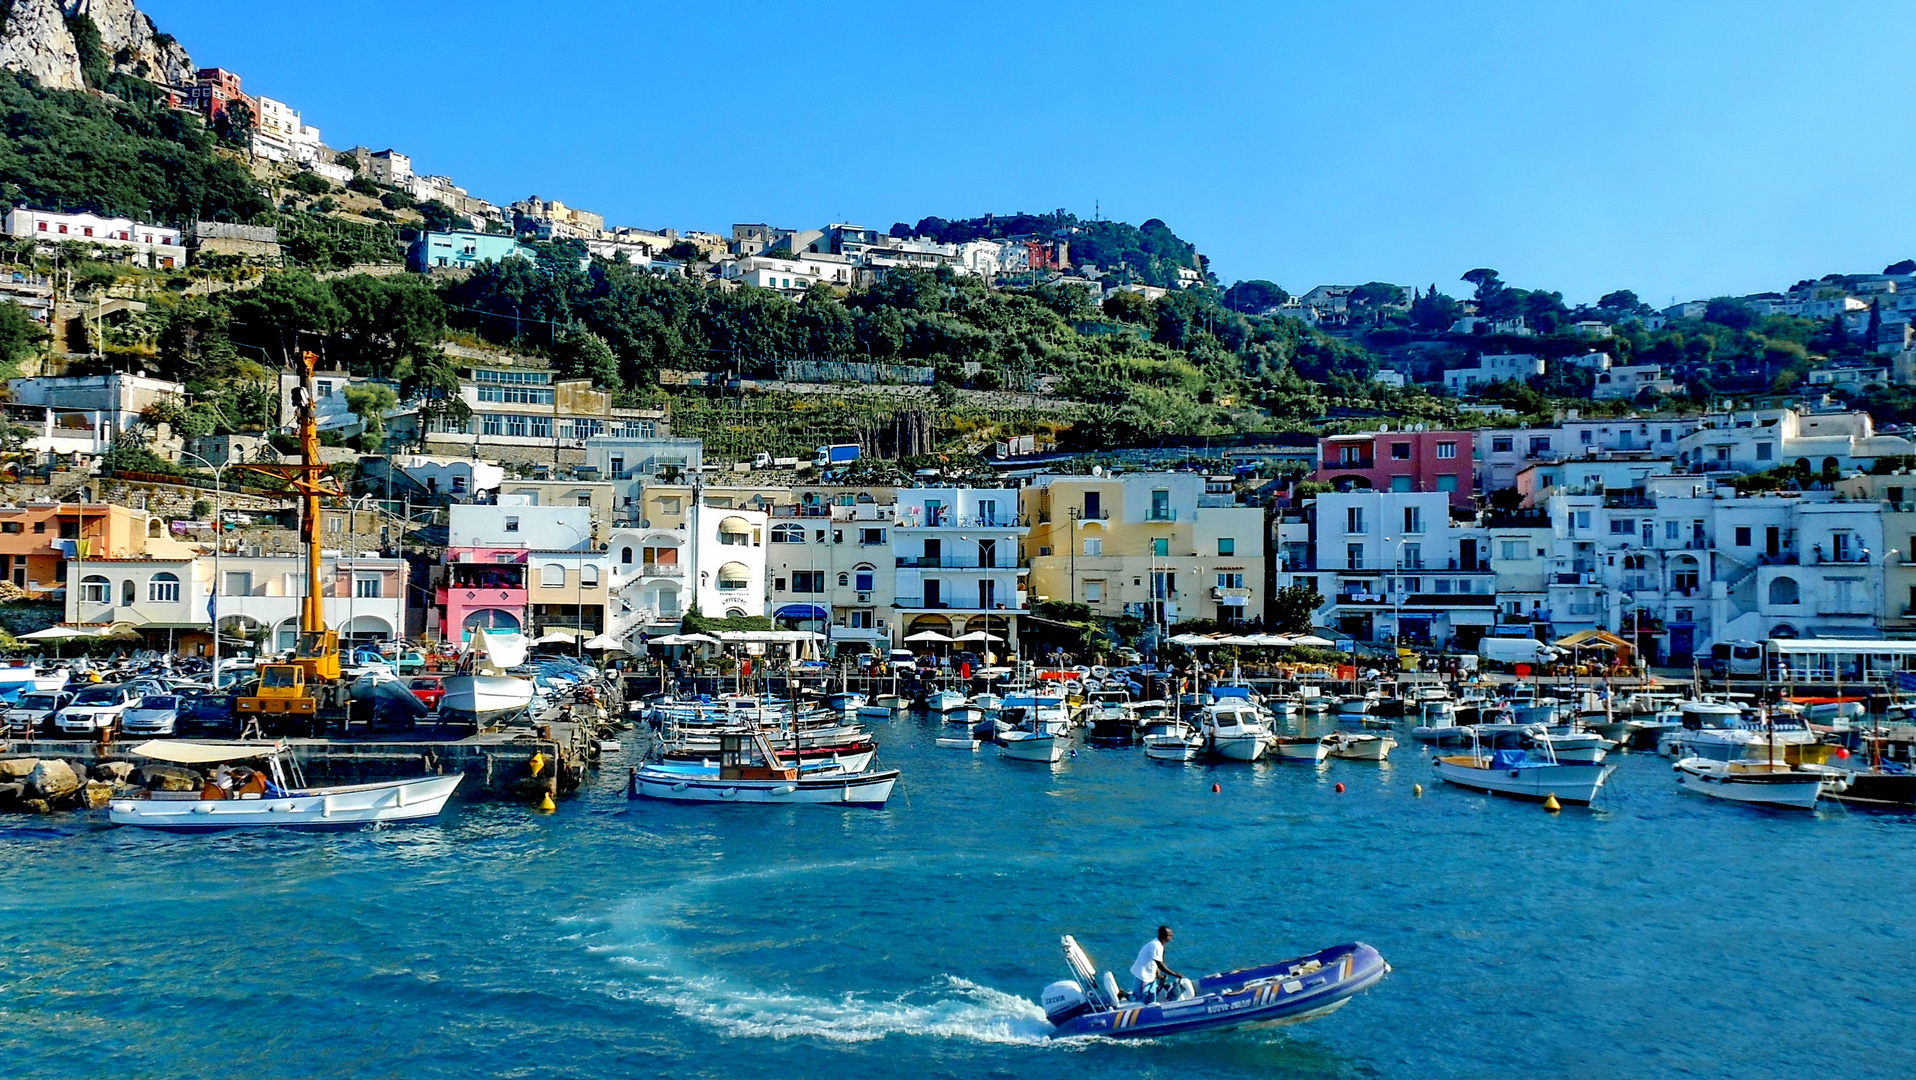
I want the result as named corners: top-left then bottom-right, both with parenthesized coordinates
top-left (4, 690), bottom-right (70, 736)
top-left (121, 694), bottom-right (182, 736)
top-left (55, 684), bottom-right (139, 735)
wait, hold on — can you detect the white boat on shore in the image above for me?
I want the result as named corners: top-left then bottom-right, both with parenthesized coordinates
top-left (108, 740), bottom-right (463, 830)
top-left (442, 630), bottom-right (535, 726)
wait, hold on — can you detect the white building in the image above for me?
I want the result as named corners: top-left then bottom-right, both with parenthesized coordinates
top-left (367, 149), bottom-right (413, 189)
top-left (889, 487), bottom-right (1028, 649)
top-left (67, 553), bottom-right (405, 652)
top-left (4, 208), bottom-right (186, 268)
top-left (1311, 490), bottom-right (1499, 649)
top-left (722, 255), bottom-right (857, 295)
top-left (251, 96), bottom-right (323, 164)
top-left (1592, 363), bottom-right (1680, 400)
top-left (393, 455), bottom-right (507, 501)
top-left (1675, 407), bottom-right (1916, 476)
top-left (1444, 353), bottom-right (1544, 395)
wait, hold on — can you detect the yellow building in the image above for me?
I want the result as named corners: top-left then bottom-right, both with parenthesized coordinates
top-left (1021, 474), bottom-right (1266, 630)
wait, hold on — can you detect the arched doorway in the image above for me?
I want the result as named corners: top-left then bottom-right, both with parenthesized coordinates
top-left (462, 609), bottom-right (521, 640)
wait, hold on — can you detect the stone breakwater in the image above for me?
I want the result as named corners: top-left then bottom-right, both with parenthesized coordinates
top-left (0, 755), bottom-right (188, 813)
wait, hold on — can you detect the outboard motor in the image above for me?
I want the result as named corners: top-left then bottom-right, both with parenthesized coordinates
top-left (1042, 980), bottom-right (1092, 1026)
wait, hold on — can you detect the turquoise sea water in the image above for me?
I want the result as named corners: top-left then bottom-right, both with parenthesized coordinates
top-left (2, 718), bottom-right (1912, 1080)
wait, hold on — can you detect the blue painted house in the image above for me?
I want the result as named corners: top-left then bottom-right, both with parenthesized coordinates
top-left (411, 231), bottom-right (535, 272)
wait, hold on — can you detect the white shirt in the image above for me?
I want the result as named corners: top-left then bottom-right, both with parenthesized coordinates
top-left (1130, 938), bottom-right (1164, 983)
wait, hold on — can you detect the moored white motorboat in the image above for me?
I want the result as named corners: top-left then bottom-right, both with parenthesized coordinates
top-left (999, 728), bottom-right (1067, 762)
top-left (108, 741), bottom-right (462, 829)
top-left (1410, 700), bottom-right (1466, 745)
top-left (442, 629), bottom-right (536, 726)
top-left (1142, 721), bottom-right (1206, 761)
top-left (1270, 734), bottom-right (1332, 762)
top-left (1432, 747), bottom-right (1615, 804)
top-left (1525, 729), bottom-right (1611, 765)
top-left (1672, 756), bottom-right (1824, 810)
top-left (1201, 703), bottom-right (1270, 762)
top-left (1326, 731), bottom-right (1396, 761)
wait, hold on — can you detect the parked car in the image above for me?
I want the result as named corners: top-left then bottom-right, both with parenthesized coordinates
top-left (54, 684), bottom-right (139, 735)
top-left (121, 695), bottom-right (181, 737)
top-left (887, 649), bottom-right (917, 675)
top-left (176, 691), bottom-right (238, 738)
top-left (4, 690), bottom-right (70, 737)
top-left (407, 676), bottom-right (445, 711)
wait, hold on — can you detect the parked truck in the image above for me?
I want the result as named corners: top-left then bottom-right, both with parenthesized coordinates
top-left (813, 443), bottom-right (861, 468)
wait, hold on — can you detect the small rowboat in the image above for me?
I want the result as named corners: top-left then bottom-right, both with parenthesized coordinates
top-left (1042, 935), bottom-right (1388, 1038)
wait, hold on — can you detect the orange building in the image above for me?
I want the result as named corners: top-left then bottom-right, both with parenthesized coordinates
top-left (0, 503), bottom-right (180, 597)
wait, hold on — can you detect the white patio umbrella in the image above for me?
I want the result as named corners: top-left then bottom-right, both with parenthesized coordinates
top-left (20, 626), bottom-right (94, 640)
top-left (532, 631), bottom-right (578, 645)
top-left (1288, 635), bottom-right (1336, 647)
top-left (1168, 633), bottom-right (1220, 647)
top-left (904, 630), bottom-right (955, 643)
top-left (581, 635), bottom-right (628, 652)
top-left (956, 630), bottom-right (1004, 643)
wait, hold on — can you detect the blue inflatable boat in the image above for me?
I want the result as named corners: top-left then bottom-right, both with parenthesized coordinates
top-left (1042, 935), bottom-right (1388, 1039)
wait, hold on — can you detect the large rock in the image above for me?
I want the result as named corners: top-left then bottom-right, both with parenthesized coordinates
top-left (139, 764), bottom-right (200, 792)
top-left (92, 760), bottom-right (136, 783)
top-left (0, 0), bottom-right (85, 90)
top-left (0, 758), bottom-right (40, 781)
top-left (80, 780), bottom-right (112, 810)
top-left (68, 0), bottom-right (196, 86)
top-left (25, 758), bottom-right (80, 802)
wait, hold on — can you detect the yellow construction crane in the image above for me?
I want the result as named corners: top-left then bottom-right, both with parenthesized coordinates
top-left (234, 350), bottom-right (348, 725)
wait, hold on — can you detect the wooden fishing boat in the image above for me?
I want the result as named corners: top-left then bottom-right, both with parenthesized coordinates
top-left (108, 740), bottom-right (462, 830)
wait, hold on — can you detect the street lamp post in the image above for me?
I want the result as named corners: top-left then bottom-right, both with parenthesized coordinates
top-left (179, 451), bottom-right (227, 679)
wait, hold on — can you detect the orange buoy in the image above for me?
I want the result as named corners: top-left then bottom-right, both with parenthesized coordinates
top-left (1335, 782), bottom-right (1345, 793)
top-left (1211, 783), bottom-right (1221, 793)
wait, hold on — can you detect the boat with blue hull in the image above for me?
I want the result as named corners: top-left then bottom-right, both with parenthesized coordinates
top-left (1042, 935), bottom-right (1388, 1039)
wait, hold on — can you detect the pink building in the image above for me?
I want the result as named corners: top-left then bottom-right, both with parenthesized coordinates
top-left (1314, 430), bottom-right (1476, 510)
top-left (436, 548), bottom-right (529, 641)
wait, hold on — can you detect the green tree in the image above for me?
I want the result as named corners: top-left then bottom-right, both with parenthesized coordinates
top-left (556, 331), bottom-right (622, 390)
top-left (213, 99), bottom-right (256, 149)
top-left (1409, 285), bottom-right (1462, 331)
top-left (0, 300), bottom-right (47, 373)
top-left (287, 171), bottom-right (332, 197)
top-left (1221, 279), bottom-right (1288, 314)
top-left (1271, 583), bottom-right (1324, 634)
top-left (343, 383), bottom-right (399, 448)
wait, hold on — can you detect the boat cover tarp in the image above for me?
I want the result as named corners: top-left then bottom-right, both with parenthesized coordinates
top-left (1490, 749), bottom-right (1528, 770)
top-left (130, 740), bottom-right (288, 764)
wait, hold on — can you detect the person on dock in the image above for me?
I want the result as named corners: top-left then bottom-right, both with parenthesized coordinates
top-left (1130, 925), bottom-right (1183, 1001)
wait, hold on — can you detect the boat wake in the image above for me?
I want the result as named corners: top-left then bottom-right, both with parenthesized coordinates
top-left (599, 963), bottom-right (1055, 1045)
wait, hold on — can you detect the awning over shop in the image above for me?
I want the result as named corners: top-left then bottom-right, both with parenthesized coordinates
top-left (774, 604), bottom-right (831, 622)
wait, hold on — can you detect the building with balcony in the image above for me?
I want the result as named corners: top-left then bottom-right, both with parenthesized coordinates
top-left (1309, 491), bottom-right (1496, 648)
top-left (766, 486), bottom-right (901, 655)
top-left (1674, 407), bottom-right (1915, 477)
top-left (1476, 414), bottom-right (1700, 490)
top-left (1023, 474), bottom-right (1263, 639)
top-left (407, 364), bottom-right (667, 464)
top-left (890, 487), bottom-right (1028, 649)
top-left (437, 500), bottom-right (598, 641)
top-left (1314, 429), bottom-right (1476, 510)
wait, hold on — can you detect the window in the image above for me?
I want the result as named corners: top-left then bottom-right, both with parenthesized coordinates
top-left (1436, 442), bottom-right (1457, 459)
top-left (1611, 518), bottom-right (1634, 534)
top-left (326, 515), bottom-right (343, 534)
top-left (853, 566), bottom-right (875, 592)
top-left (1833, 532), bottom-right (1854, 561)
top-left (0, 522), bottom-right (16, 534)
top-left (223, 571), bottom-right (252, 595)
top-left (543, 563), bottom-right (566, 587)
top-left (148, 572), bottom-right (180, 603)
top-left (1756, 442), bottom-right (1773, 461)
top-left (1217, 572), bottom-right (1244, 589)
top-left (1574, 511), bottom-right (1591, 530)
top-left (33, 521), bottom-right (44, 534)
top-left (581, 565), bottom-right (599, 587)
top-left (1435, 579), bottom-right (1452, 593)
top-left (771, 523), bottom-right (805, 543)
top-left (482, 414), bottom-right (503, 436)
top-left (792, 571), bottom-right (825, 593)
top-left (1391, 443), bottom-right (1412, 460)
top-left (1579, 430), bottom-right (1593, 445)
top-left (859, 528), bottom-right (885, 545)
top-left (1346, 506), bottom-right (1366, 534)
top-left (1529, 437), bottom-right (1551, 455)
top-left (505, 516), bottom-right (520, 533)
top-left (1735, 526), bottom-right (1751, 546)
top-left (1346, 543), bottom-right (1365, 570)
top-left (620, 547), bottom-right (634, 565)
top-left (1085, 581), bottom-right (1104, 603)
top-left (849, 609), bottom-right (875, 629)
top-left (121, 579), bottom-right (135, 606)
top-left (1152, 537), bottom-right (1169, 557)
top-left (80, 575), bottom-right (108, 602)
top-left (1665, 520), bottom-right (1679, 541)
top-left (1391, 476), bottom-right (1412, 492)
top-left (1084, 537), bottom-right (1102, 556)
top-left (1217, 537), bottom-right (1235, 556)
top-left (354, 574), bottom-right (382, 598)
top-left (1404, 507), bottom-right (1424, 534)
top-left (1401, 542), bottom-right (1422, 569)
top-left (530, 416), bottom-right (552, 439)
top-left (1436, 475), bottom-right (1459, 492)
top-left (1492, 437), bottom-right (1513, 453)
top-left (1499, 540), bottom-right (1523, 560)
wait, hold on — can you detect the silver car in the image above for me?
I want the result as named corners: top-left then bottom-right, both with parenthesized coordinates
top-left (4, 691), bottom-right (70, 737)
top-left (121, 694), bottom-right (181, 737)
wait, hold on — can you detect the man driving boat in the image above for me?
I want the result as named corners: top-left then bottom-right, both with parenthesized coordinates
top-left (1129, 925), bottom-right (1184, 1001)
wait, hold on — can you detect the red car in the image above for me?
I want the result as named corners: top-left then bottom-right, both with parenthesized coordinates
top-left (408, 676), bottom-right (446, 710)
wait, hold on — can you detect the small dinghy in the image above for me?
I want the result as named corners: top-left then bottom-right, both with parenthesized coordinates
top-left (1270, 734), bottom-right (1332, 762)
top-left (999, 728), bottom-right (1067, 763)
top-left (1325, 731), bottom-right (1395, 761)
top-left (1142, 721), bottom-right (1206, 761)
top-left (1042, 935), bottom-right (1388, 1039)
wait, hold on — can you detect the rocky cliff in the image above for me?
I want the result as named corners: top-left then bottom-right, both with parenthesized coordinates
top-left (0, 0), bottom-right (193, 91)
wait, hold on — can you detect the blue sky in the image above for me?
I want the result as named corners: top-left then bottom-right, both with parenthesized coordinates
top-left (145, 0), bottom-right (1914, 306)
